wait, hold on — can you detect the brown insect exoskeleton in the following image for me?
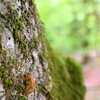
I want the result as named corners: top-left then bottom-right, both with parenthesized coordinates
top-left (24, 73), bottom-right (37, 95)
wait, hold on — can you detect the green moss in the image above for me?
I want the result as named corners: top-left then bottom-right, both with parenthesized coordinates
top-left (11, 95), bottom-right (27, 100)
top-left (46, 41), bottom-right (86, 100)
top-left (22, 0), bottom-right (27, 3)
top-left (0, 66), bottom-right (12, 90)
top-left (65, 56), bottom-right (86, 100)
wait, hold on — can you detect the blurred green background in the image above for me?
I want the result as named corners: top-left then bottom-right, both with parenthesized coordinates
top-left (35, 0), bottom-right (100, 54)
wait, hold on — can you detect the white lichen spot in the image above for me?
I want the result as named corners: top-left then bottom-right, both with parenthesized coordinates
top-left (25, 1), bottom-right (29, 10)
top-left (0, 80), bottom-right (5, 100)
top-left (17, 9), bottom-right (21, 17)
top-left (15, 1), bottom-right (21, 17)
top-left (1, 28), bottom-right (15, 56)
top-left (6, 37), bottom-right (14, 49)
top-left (33, 27), bottom-right (38, 38)
top-left (0, 3), bottom-right (7, 14)
top-left (6, 36), bottom-right (15, 56)
top-left (11, 0), bottom-right (21, 10)
top-left (31, 19), bottom-right (35, 26)
top-left (16, 0), bottom-right (21, 7)
top-left (32, 50), bottom-right (38, 60)
top-left (12, 68), bottom-right (15, 74)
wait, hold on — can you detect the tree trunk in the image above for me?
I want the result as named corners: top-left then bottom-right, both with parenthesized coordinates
top-left (0, 0), bottom-right (86, 100)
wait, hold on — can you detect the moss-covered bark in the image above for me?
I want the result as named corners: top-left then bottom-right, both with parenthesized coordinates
top-left (47, 42), bottom-right (86, 100)
top-left (0, 0), bottom-right (86, 100)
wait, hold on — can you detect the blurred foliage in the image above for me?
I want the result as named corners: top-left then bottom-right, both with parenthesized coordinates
top-left (35, 0), bottom-right (100, 53)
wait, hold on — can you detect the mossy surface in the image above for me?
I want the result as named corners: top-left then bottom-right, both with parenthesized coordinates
top-left (46, 41), bottom-right (86, 100)
top-left (0, 66), bottom-right (12, 90)
top-left (10, 95), bottom-right (27, 100)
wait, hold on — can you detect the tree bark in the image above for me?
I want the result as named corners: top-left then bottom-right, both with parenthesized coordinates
top-left (0, 0), bottom-right (86, 100)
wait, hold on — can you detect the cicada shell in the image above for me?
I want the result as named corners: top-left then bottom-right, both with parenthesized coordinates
top-left (24, 73), bottom-right (37, 95)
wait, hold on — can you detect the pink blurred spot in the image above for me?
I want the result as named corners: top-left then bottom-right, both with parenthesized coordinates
top-left (83, 67), bottom-right (100, 88)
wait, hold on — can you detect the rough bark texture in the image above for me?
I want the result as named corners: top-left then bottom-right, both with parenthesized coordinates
top-left (0, 0), bottom-right (86, 100)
